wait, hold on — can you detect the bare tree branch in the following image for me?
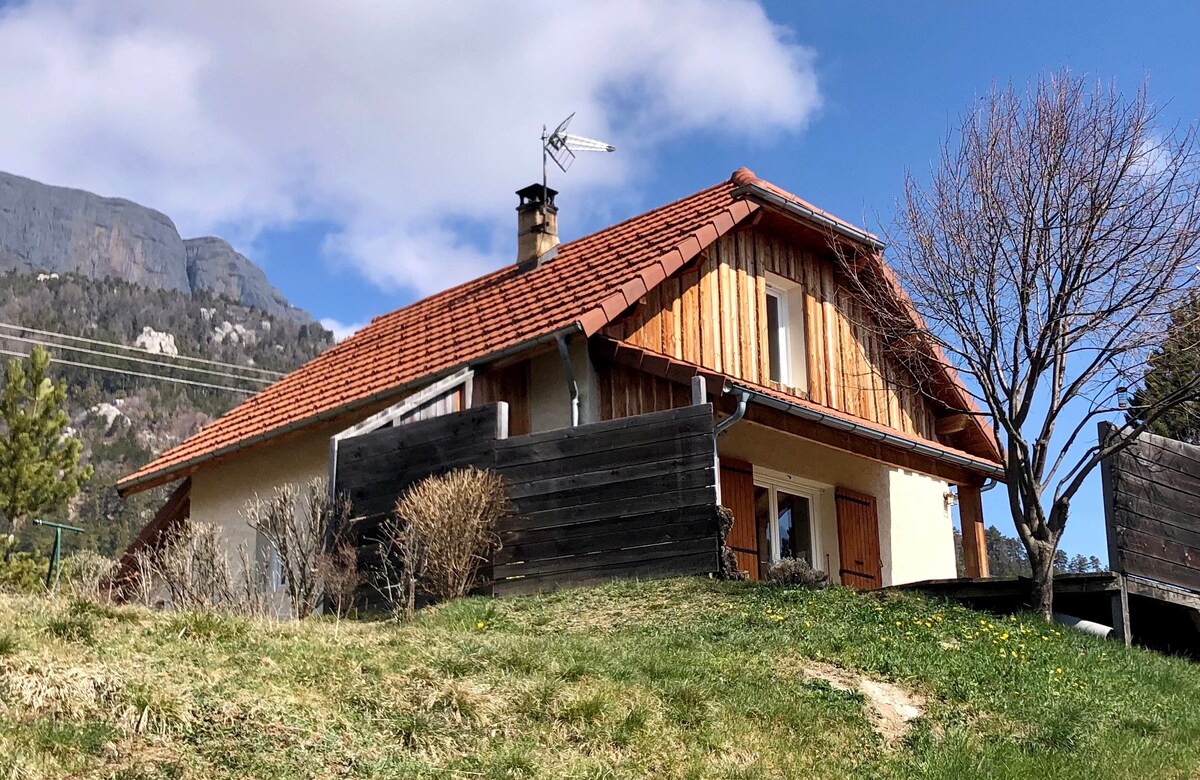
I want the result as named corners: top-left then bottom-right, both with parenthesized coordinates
top-left (836, 71), bottom-right (1200, 618)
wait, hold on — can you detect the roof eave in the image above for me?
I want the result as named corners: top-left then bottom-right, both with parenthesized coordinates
top-left (726, 380), bottom-right (1005, 480)
top-left (731, 182), bottom-right (886, 252)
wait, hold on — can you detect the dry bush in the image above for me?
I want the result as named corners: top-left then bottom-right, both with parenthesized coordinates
top-left (243, 478), bottom-right (350, 619)
top-left (235, 543), bottom-right (273, 619)
top-left (62, 551), bottom-right (116, 600)
top-left (126, 548), bottom-right (158, 608)
top-left (316, 540), bottom-right (362, 637)
top-left (385, 468), bottom-right (507, 619)
top-left (767, 557), bottom-right (829, 589)
top-left (154, 522), bottom-right (235, 611)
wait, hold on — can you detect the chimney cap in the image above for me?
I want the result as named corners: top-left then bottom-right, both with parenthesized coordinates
top-left (516, 183), bottom-right (558, 209)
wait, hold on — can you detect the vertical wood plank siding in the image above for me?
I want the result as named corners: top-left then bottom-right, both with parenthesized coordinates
top-left (474, 362), bottom-right (531, 436)
top-left (603, 230), bottom-right (938, 440)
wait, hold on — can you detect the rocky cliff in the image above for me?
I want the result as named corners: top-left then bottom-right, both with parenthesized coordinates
top-left (0, 171), bottom-right (311, 322)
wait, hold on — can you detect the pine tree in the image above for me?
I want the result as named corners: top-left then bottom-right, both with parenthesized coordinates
top-left (0, 346), bottom-right (93, 544)
top-left (1129, 290), bottom-right (1200, 444)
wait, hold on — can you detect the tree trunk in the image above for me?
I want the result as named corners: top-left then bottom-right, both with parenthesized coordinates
top-left (1028, 541), bottom-right (1057, 620)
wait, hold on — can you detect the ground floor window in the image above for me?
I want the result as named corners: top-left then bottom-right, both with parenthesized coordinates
top-left (255, 530), bottom-right (284, 590)
top-left (752, 469), bottom-right (821, 577)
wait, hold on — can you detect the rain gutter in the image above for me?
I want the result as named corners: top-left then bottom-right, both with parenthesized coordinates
top-left (727, 381), bottom-right (1005, 480)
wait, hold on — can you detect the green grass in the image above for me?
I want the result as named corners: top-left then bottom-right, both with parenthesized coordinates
top-left (1, 577), bottom-right (1198, 779)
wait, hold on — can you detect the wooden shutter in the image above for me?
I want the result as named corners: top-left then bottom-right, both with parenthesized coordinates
top-left (720, 459), bottom-right (759, 580)
top-left (835, 487), bottom-right (882, 589)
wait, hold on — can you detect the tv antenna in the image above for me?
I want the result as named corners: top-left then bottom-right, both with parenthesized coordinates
top-left (541, 113), bottom-right (615, 207)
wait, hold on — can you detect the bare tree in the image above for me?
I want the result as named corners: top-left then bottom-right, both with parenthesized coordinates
top-left (840, 72), bottom-right (1200, 618)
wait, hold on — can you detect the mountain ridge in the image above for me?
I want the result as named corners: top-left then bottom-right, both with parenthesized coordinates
top-left (0, 170), bottom-right (312, 323)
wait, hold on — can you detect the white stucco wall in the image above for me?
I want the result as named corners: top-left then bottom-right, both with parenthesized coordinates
top-left (527, 336), bottom-right (599, 433)
top-left (188, 428), bottom-right (332, 572)
top-left (885, 467), bottom-right (957, 585)
top-left (717, 420), bottom-right (955, 586)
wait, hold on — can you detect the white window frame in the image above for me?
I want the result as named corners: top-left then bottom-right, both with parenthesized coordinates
top-left (754, 466), bottom-right (825, 566)
top-left (764, 272), bottom-right (809, 392)
top-left (256, 529), bottom-right (284, 591)
top-left (765, 284), bottom-right (791, 386)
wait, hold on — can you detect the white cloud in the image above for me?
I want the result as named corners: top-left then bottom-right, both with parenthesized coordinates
top-left (0, 0), bottom-right (820, 298)
top-left (319, 317), bottom-right (368, 343)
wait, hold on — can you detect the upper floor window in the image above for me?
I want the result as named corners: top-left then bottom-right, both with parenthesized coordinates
top-left (765, 287), bottom-right (788, 383)
top-left (765, 274), bottom-right (808, 391)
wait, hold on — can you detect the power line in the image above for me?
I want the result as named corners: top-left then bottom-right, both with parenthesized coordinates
top-left (0, 332), bottom-right (273, 386)
top-left (0, 348), bottom-right (257, 395)
top-left (0, 322), bottom-right (286, 378)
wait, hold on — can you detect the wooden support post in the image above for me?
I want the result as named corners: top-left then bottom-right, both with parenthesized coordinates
top-left (691, 375), bottom-right (707, 406)
top-left (1110, 573), bottom-right (1131, 647)
top-left (958, 484), bottom-right (990, 579)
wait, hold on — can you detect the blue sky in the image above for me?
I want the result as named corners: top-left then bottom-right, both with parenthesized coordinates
top-left (2, 1), bottom-right (1197, 560)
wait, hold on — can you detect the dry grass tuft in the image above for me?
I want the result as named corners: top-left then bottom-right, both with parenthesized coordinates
top-left (0, 659), bottom-right (123, 721)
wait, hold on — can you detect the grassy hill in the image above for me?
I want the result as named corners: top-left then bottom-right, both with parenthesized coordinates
top-left (2, 578), bottom-right (1198, 779)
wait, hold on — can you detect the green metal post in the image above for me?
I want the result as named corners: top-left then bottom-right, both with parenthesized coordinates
top-left (46, 527), bottom-right (61, 590)
top-left (32, 519), bottom-right (84, 593)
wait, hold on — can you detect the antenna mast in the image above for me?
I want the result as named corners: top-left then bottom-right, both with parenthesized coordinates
top-left (541, 113), bottom-right (615, 218)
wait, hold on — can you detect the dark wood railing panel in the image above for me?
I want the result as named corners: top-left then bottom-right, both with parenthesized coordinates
top-left (332, 403), bottom-right (720, 597)
top-left (1102, 423), bottom-right (1200, 593)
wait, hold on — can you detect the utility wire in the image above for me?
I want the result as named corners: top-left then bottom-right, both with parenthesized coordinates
top-left (0, 348), bottom-right (257, 395)
top-left (0, 332), bottom-right (273, 386)
top-left (0, 322), bottom-right (286, 378)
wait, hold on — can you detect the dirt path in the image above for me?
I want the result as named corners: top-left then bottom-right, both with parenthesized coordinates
top-left (799, 660), bottom-right (925, 747)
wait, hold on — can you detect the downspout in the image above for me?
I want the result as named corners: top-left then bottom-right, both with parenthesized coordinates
top-left (556, 331), bottom-right (580, 427)
top-left (711, 387), bottom-right (750, 507)
top-left (714, 388), bottom-right (750, 435)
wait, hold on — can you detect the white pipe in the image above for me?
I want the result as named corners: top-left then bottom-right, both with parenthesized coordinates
top-left (1053, 613), bottom-right (1114, 640)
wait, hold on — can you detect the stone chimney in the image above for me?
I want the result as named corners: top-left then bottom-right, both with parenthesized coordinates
top-left (516, 183), bottom-right (559, 270)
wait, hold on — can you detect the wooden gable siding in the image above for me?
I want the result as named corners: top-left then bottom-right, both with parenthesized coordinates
top-left (597, 360), bottom-right (693, 421)
top-left (603, 229), bottom-right (937, 441)
top-left (473, 361), bottom-right (532, 436)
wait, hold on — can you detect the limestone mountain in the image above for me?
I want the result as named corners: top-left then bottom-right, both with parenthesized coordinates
top-left (0, 271), bottom-right (332, 558)
top-left (0, 170), bottom-right (311, 323)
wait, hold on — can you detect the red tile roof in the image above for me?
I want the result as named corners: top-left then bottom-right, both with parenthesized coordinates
top-left (119, 177), bottom-right (758, 494)
top-left (119, 168), bottom-right (998, 495)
